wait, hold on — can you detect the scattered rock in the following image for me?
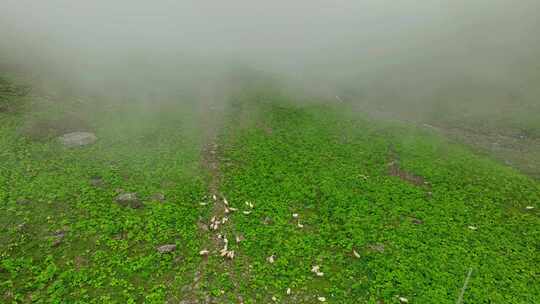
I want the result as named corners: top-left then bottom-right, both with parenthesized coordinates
top-left (51, 230), bottom-right (66, 247)
top-left (235, 234), bottom-right (245, 243)
top-left (151, 193), bottom-right (165, 202)
top-left (16, 198), bottom-right (31, 205)
top-left (115, 192), bottom-right (143, 209)
top-left (197, 221), bottom-right (209, 231)
top-left (367, 243), bottom-right (385, 253)
top-left (58, 131), bottom-right (97, 148)
top-left (411, 217), bottom-right (423, 225)
top-left (74, 256), bottom-right (87, 269)
top-left (90, 176), bottom-right (104, 187)
top-left (525, 206), bottom-right (534, 210)
top-left (157, 244), bottom-right (177, 253)
top-left (263, 216), bottom-right (274, 225)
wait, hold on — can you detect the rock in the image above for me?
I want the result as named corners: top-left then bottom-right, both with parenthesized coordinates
top-left (367, 243), bottom-right (385, 253)
top-left (52, 238), bottom-right (63, 247)
top-left (90, 176), bottom-right (104, 187)
top-left (51, 230), bottom-right (66, 247)
top-left (58, 131), bottom-right (97, 147)
top-left (197, 221), bottom-right (209, 231)
top-left (411, 217), bottom-right (423, 225)
top-left (157, 244), bottom-right (177, 253)
top-left (151, 193), bottom-right (165, 202)
top-left (115, 192), bottom-right (143, 209)
top-left (16, 198), bottom-right (31, 205)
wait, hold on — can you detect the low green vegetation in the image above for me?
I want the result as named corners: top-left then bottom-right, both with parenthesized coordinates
top-left (1, 77), bottom-right (539, 303)
top-left (216, 97), bottom-right (539, 303)
top-left (1, 83), bottom-right (209, 302)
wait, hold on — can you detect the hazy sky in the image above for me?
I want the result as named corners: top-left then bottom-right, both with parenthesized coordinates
top-left (1, 1), bottom-right (539, 96)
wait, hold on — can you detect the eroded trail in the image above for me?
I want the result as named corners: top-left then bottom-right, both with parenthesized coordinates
top-left (181, 85), bottom-right (245, 304)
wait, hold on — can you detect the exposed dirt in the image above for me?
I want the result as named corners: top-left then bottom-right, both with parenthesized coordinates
top-left (387, 147), bottom-right (428, 187)
top-left (179, 86), bottom-right (245, 303)
top-left (437, 125), bottom-right (540, 179)
top-left (356, 103), bottom-right (540, 180)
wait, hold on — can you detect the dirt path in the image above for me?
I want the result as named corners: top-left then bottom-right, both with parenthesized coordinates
top-left (180, 83), bottom-right (244, 304)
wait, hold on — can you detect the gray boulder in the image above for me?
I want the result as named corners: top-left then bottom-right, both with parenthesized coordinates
top-left (157, 244), bottom-right (177, 253)
top-left (58, 132), bottom-right (97, 147)
top-left (116, 192), bottom-right (143, 209)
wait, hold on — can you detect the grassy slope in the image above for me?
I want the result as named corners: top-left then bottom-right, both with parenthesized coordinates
top-left (217, 96), bottom-right (539, 303)
top-left (1, 84), bottom-right (209, 302)
top-left (1, 78), bottom-right (539, 303)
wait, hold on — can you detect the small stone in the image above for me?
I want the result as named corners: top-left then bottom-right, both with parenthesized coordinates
top-left (151, 193), bottom-right (165, 202)
top-left (286, 288), bottom-right (291, 295)
top-left (318, 296), bottom-right (326, 302)
top-left (197, 221), bottom-right (209, 231)
top-left (468, 226), bottom-right (477, 230)
top-left (58, 131), bottom-right (97, 147)
top-left (525, 206), bottom-right (534, 210)
top-left (292, 213), bottom-right (299, 218)
top-left (51, 230), bottom-right (66, 247)
top-left (90, 177), bottom-right (104, 187)
top-left (263, 216), bottom-right (274, 225)
top-left (157, 244), bottom-right (177, 253)
top-left (411, 217), bottom-right (423, 225)
top-left (52, 238), bottom-right (63, 247)
top-left (368, 243), bottom-right (385, 253)
top-left (199, 249), bottom-right (209, 256)
top-left (16, 198), bottom-right (31, 205)
top-left (116, 192), bottom-right (143, 209)
top-left (235, 234), bottom-right (244, 243)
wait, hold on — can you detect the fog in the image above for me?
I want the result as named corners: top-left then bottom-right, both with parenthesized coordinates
top-left (1, 0), bottom-right (539, 116)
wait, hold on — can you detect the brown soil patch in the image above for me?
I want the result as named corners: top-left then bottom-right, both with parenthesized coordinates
top-left (180, 87), bottom-right (245, 303)
top-left (387, 148), bottom-right (427, 187)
